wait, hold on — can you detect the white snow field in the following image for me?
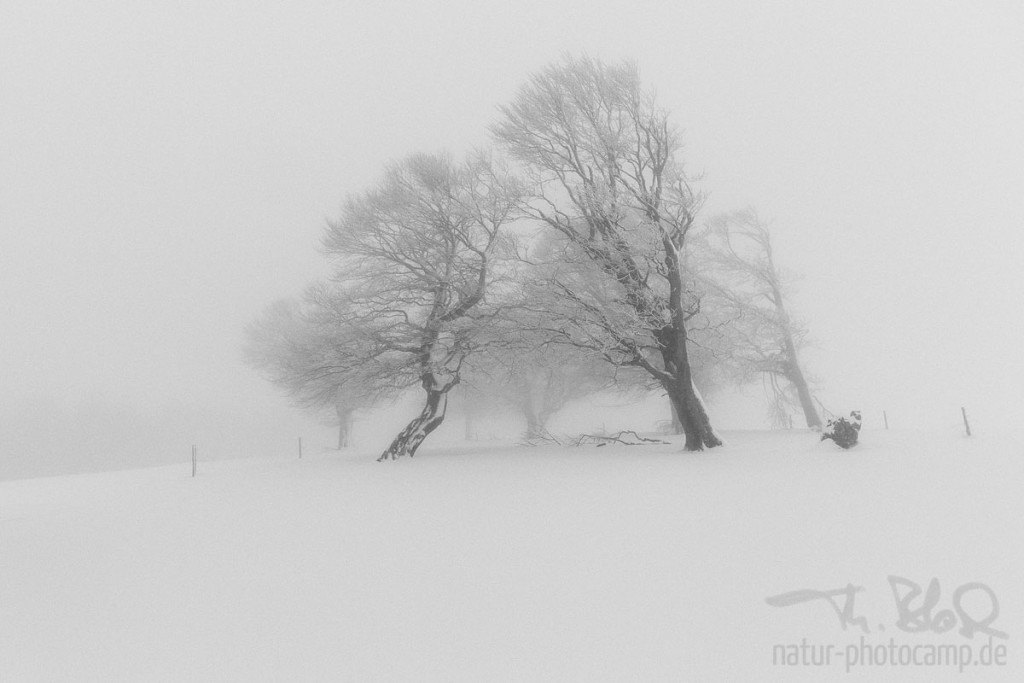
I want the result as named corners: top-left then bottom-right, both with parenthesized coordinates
top-left (2, 428), bottom-right (1021, 682)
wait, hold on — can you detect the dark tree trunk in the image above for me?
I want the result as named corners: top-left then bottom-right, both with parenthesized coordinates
top-left (656, 317), bottom-right (722, 451)
top-left (675, 376), bottom-right (720, 450)
top-left (669, 399), bottom-right (684, 435)
top-left (658, 230), bottom-right (722, 452)
top-left (687, 381), bottom-right (720, 447)
top-left (666, 379), bottom-right (720, 451)
top-left (379, 389), bottom-right (449, 461)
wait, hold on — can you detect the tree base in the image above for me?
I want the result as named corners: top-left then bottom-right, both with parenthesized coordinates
top-left (378, 390), bottom-right (448, 461)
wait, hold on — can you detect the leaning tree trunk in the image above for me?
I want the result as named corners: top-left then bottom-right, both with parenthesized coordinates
top-left (379, 388), bottom-right (449, 461)
top-left (659, 232), bottom-right (722, 452)
top-left (789, 368), bottom-right (821, 430)
top-left (669, 400), bottom-right (684, 435)
top-left (782, 334), bottom-right (822, 429)
top-left (667, 379), bottom-right (721, 451)
top-left (690, 380), bottom-right (723, 444)
top-left (657, 318), bottom-right (722, 451)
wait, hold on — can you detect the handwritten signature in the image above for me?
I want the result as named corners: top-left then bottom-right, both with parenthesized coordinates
top-left (766, 576), bottom-right (1007, 640)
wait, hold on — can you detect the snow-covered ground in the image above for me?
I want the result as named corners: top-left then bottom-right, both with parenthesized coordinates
top-left (2, 428), bottom-right (1021, 681)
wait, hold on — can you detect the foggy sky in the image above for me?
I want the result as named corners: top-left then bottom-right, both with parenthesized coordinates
top-left (2, 0), bottom-right (1022, 475)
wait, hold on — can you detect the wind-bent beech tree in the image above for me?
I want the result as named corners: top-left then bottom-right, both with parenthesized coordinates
top-left (320, 152), bottom-right (521, 460)
top-left (247, 153), bottom-right (520, 460)
top-left (695, 209), bottom-right (822, 429)
top-left (492, 55), bottom-right (721, 450)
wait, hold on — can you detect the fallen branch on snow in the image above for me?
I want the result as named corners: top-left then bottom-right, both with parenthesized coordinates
top-left (574, 430), bottom-right (670, 447)
top-left (520, 429), bottom-right (670, 448)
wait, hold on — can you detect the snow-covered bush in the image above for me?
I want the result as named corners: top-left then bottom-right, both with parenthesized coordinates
top-left (821, 410), bottom-right (862, 449)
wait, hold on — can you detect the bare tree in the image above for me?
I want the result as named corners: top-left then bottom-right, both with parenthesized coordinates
top-left (243, 297), bottom-right (385, 447)
top-left (495, 341), bottom-right (633, 438)
top-left (694, 208), bottom-right (822, 429)
top-left (492, 55), bottom-right (721, 450)
top-left (247, 153), bottom-right (520, 460)
top-left (317, 152), bottom-right (521, 460)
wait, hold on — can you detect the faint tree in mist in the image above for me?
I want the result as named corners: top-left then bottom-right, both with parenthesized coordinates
top-left (693, 209), bottom-right (822, 429)
top-left (243, 297), bottom-right (386, 448)
top-left (494, 339), bottom-right (640, 438)
top-left (333, 386), bottom-right (358, 448)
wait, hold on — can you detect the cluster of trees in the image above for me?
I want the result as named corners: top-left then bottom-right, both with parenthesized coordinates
top-left (245, 56), bottom-right (820, 461)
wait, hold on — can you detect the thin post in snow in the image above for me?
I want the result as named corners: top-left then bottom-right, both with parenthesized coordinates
top-left (883, 410), bottom-right (889, 430)
top-left (961, 407), bottom-right (972, 437)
